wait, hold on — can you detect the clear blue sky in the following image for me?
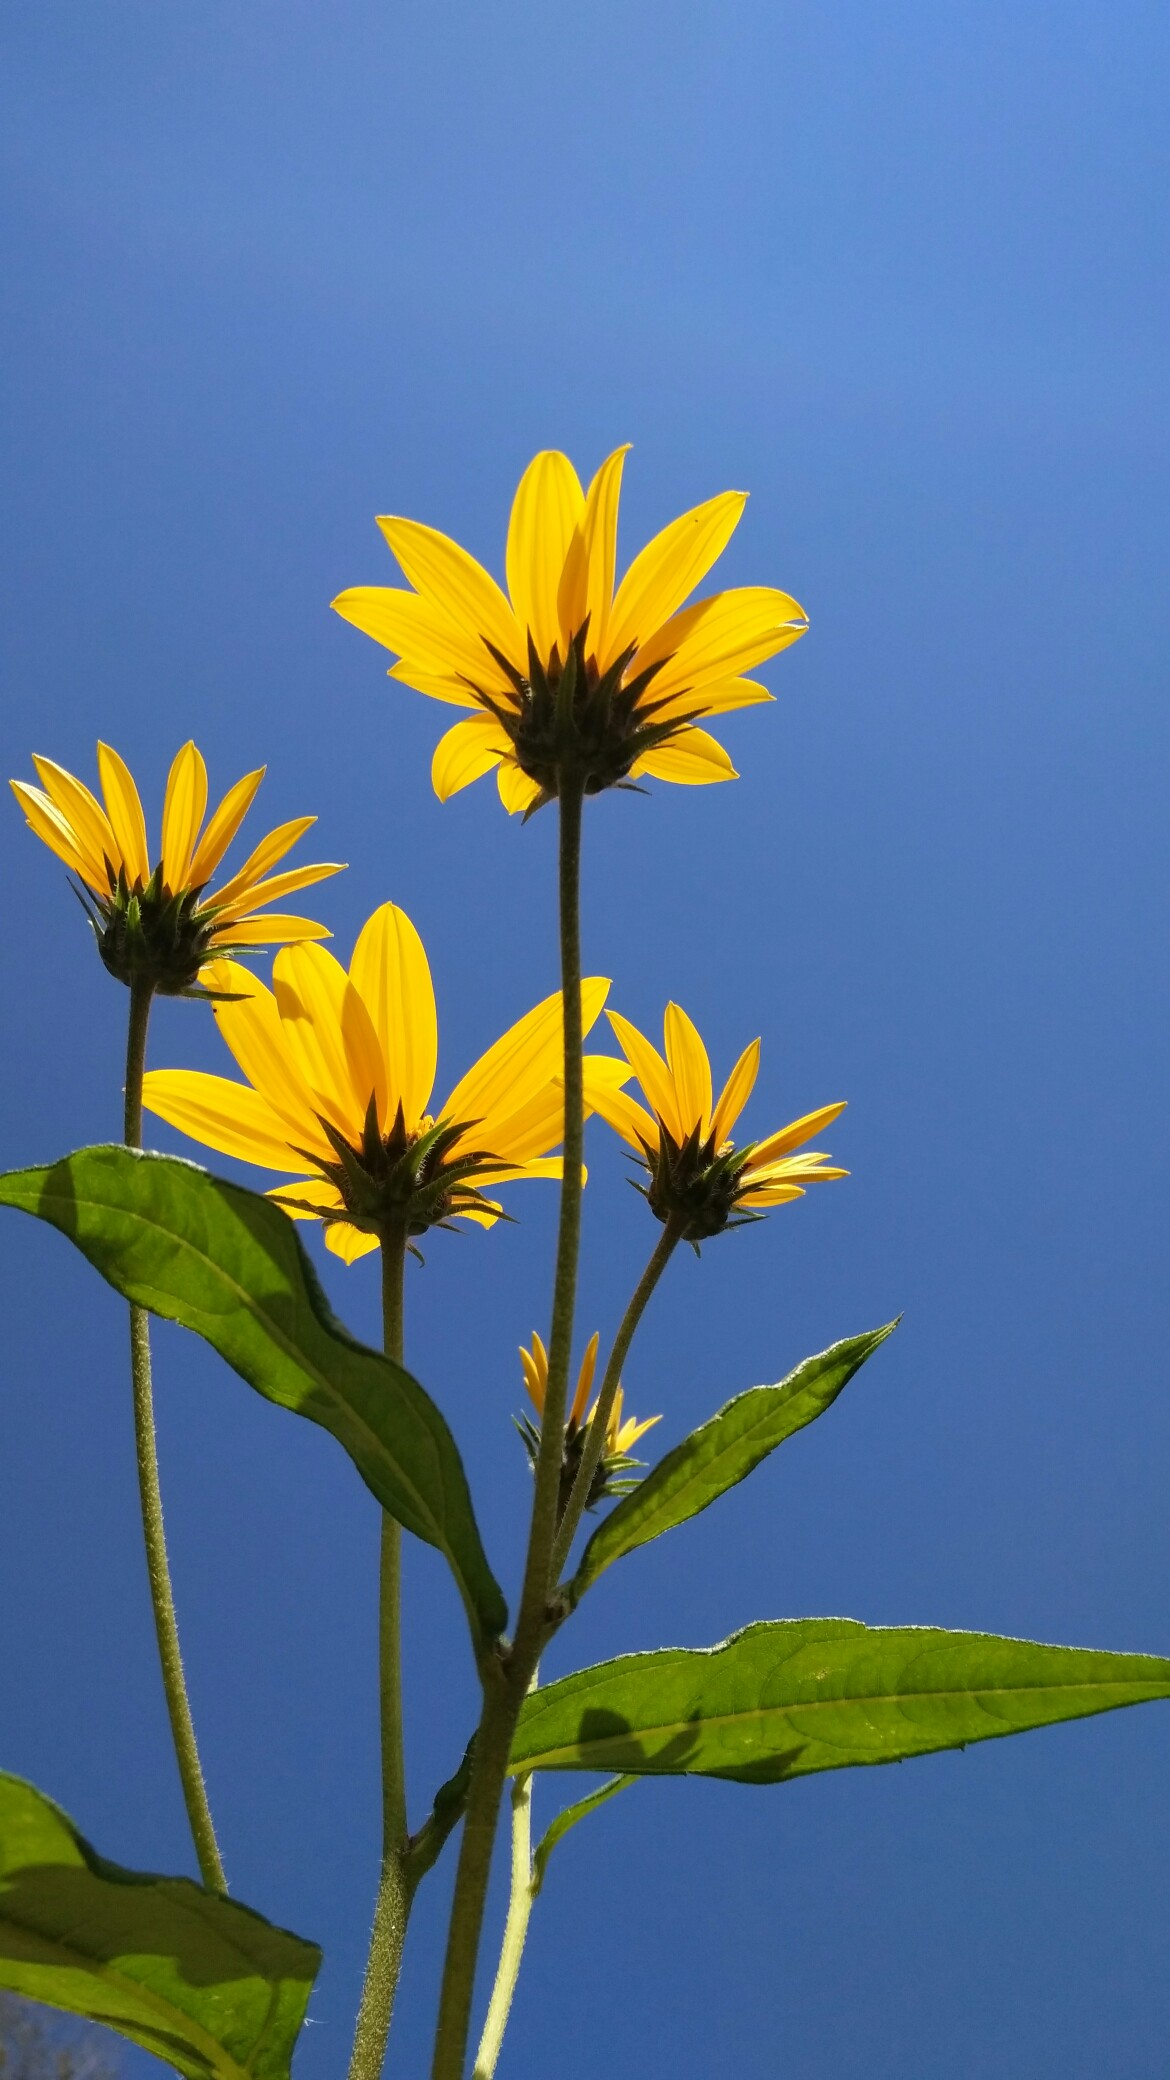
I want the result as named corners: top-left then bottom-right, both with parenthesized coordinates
top-left (2, 4), bottom-right (1168, 2075)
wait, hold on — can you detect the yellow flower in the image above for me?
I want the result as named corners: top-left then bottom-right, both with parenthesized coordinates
top-left (518, 1330), bottom-right (661, 1510)
top-left (142, 902), bottom-right (623, 1260)
top-left (10, 741), bottom-right (343, 993)
top-left (332, 447), bottom-right (808, 813)
top-left (589, 1002), bottom-right (848, 1242)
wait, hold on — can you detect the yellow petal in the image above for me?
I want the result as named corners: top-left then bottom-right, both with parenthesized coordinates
top-left (505, 451), bottom-right (584, 665)
top-left (570, 1331), bottom-right (600, 1427)
top-left (10, 780), bottom-right (95, 887)
top-left (629, 728), bottom-right (738, 786)
top-left (747, 1102), bottom-right (847, 1168)
top-left (432, 715), bottom-right (510, 803)
top-left (208, 914), bottom-right (331, 947)
top-left (333, 586), bottom-right (510, 696)
top-left (652, 676), bottom-right (775, 725)
top-left (213, 860), bottom-right (344, 923)
top-left (30, 757), bottom-right (117, 886)
top-left (450, 1083), bottom-right (567, 1169)
top-left (188, 768), bottom-right (266, 885)
top-left (212, 817), bottom-right (318, 909)
top-left (734, 1184), bottom-right (806, 1209)
top-left (496, 759), bottom-right (545, 816)
top-left (272, 942), bottom-right (371, 1135)
top-left (453, 1200), bottom-right (503, 1229)
top-left (710, 1037), bottom-right (761, 1147)
top-left (605, 1010), bottom-right (685, 1142)
top-left (471, 1156), bottom-right (567, 1186)
top-left (376, 516), bottom-right (525, 674)
top-left (582, 1072), bottom-right (660, 1155)
top-left (630, 586), bottom-right (807, 705)
top-left (160, 742), bottom-right (209, 892)
top-left (663, 1002), bottom-right (713, 1138)
top-left (442, 978), bottom-right (609, 1126)
top-left (350, 903), bottom-right (437, 1127)
top-left (388, 661), bottom-right (482, 709)
top-left (557, 445), bottom-right (630, 658)
top-left (324, 1220), bottom-right (381, 1264)
top-left (141, 1068), bottom-right (306, 1170)
top-left (96, 742), bottom-right (151, 887)
top-left (203, 960), bottom-right (331, 1147)
top-left (617, 1412), bottom-right (661, 1451)
top-left (604, 491), bottom-right (746, 666)
top-left (267, 1177), bottom-right (345, 1221)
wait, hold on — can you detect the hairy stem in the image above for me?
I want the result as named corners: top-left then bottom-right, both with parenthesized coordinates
top-left (550, 1218), bottom-right (683, 1578)
top-left (471, 1776), bottom-right (534, 2080)
top-left (348, 1224), bottom-right (413, 2080)
top-left (430, 777), bottom-right (586, 2080)
top-left (124, 978), bottom-right (225, 1893)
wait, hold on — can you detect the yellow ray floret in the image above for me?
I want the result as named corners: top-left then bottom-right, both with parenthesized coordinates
top-left (518, 1330), bottom-right (660, 1506)
top-left (10, 741), bottom-right (343, 991)
top-left (332, 448), bottom-right (808, 811)
top-left (588, 1002), bottom-right (848, 1240)
top-left (143, 902), bottom-right (625, 1258)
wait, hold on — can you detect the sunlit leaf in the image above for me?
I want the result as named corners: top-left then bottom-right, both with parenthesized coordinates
top-left (512, 1619), bottom-right (1170, 1781)
top-left (572, 1324), bottom-right (897, 1596)
top-left (0, 1772), bottom-right (319, 2080)
top-left (0, 1147), bottom-right (506, 1644)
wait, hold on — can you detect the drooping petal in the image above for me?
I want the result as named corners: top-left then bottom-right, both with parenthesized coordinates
top-left (350, 903), bottom-right (438, 1127)
top-left (582, 1067), bottom-right (661, 1156)
top-left (324, 1220), bottom-right (381, 1264)
top-left (333, 586), bottom-right (511, 698)
top-left (10, 781), bottom-right (97, 887)
top-left (604, 491), bottom-right (746, 667)
top-left (557, 445), bottom-right (629, 659)
top-left (709, 1038), bottom-right (761, 1147)
top-left (141, 1069), bottom-right (307, 1171)
top-left (606, 1010), bottom-right (686, 1142)
top-left (496, 760), bottom-right (544, 816)
top-left (505, 451), bottom-right (584, 665)
top-left (746, 1101), bottom-right (847, 1168)
top-left (663, 1002), bottom-right (713, 1138)
top-left (188, 768), bottom-right (266, 885)
top-left (376, 516), bottom-right (525, 673)
top-left (733, 1184), bottom-right (806, 1209)
top-left (30, 758), bottom-right (118, 886)
top-left (629, 587), bottom-right (807, 705)
top-left (211, 817), bottom-right (318, 910)
top-left (207, 914), bottom-right (331, 946)
top-left (432, 715), bottom-right (510, 802)
top-left (629, 728), bottom-right (738, 786)
top-left (651, 676), bottom-right (775, 725)
top-left (96, 742), bottom-right (151, 887)
top-left (160, 742), bottom-right (209, 893)
top-left (442, 978), bottom-right (610, 1126)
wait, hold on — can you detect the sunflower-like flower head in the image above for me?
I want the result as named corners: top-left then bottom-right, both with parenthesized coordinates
top-left (143, 902), bottom-right (625, 1256)
top-left (589, 1003), bottom-right (848, 1244)
top-left (10, 741), bottom-right (344, 994)
top-left (517, 1330), bottom-right (661, 1514)
top-left (332, 448), bottom-right (808, 814)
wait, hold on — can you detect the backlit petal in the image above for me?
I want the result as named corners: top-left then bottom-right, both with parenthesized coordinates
top-left (96, 742), bottom-right (151, 886)
top-left (10, 781), bottom-right (95, 886)
top-left (604, 491), bottom-right (746, 667)
top-left (333, 586), bottom-right (509, 695)
top-left (212, 817), bottom-right (317, 909)
top-left (506, 452), bottom-right (584, 664)
top-left (747, 1102), bottom-right (847, 1168)
top-left (432, 715), bottom-right (510, 803)
top-left (571, 1332), bottom-right (600, 1427)
top-left (630, 587), bottom-right (807, 705)
top-left (496, 760), bottom-right (544, 816)
top-left (710, 1038), bottom-right (761, 1147)
top-left (142, 1069), bottom-right (306, 1171)
top-left (629, 728), bottom-right (738, 786)
top-left (325, 1220), bottom-right (381, 1264)
top-left (734, 1184), bottom-right (806, 1209)
top-left (388, 661), bottom-right (482, 709)
top-left (160, 742), bottom-right (209, 892)
top-left (188, 768), bottom-right (265, 885)
top-left (606, 1011), bottom-right (685, 1141)
top-left (272, 942), bottom-right (368, 1134)
top-left (207, 915), bottom-right (331, 946)
top-left (651, 676), bottom-right (775, 725)
top-left (350, 903), bottom-right (437, 1127)
top-left (267, 1177), bottom-right (345, 1221)
top-left (580, 1077), bottom-right (658, 1154)
top-left (213, 860), bottom-right (344, 923)
top-left (31, 758), bottom-right (117, 886)
top-left (202, 959), bottom-right (329, 1146)
top-left (443, 978), bottom-right (609, 1126)
top-left (663, 1002), bottom-right (713, 1138)
top-left (376, 516), bottom-right (524, 673)
top-left (557, 445), bottom-right (629, 657)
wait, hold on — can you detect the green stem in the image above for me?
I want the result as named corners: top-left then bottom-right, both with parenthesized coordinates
top-left (471, 1776), bottom-right (534, 2080)
top-left (430, 777), bottom-right (587, 2080)
top-left (123, 978), bottom-right (226, 1893)
top-left (550, 1218), bottom-right (683, 1580)
top-left (348, 1224), bottom-right (413, 2080)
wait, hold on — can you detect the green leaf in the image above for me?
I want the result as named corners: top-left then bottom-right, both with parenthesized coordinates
top-left (572, 1324), bottom-right (897, 1597)
top-left (530, 1776), bottom-right (634, 1897)
top-left (0, 1147), bottom-right (506, 1645)
top-left (0, 1772), bottom-right (319, 2080)
top-left (511, 1619), bottom-right (1170, 1782)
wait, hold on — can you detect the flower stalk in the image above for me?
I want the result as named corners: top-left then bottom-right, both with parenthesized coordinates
top-left (124, 977), bottom-right (226, 1894)
top-left (471, 1774), bottom-right (534, 2080)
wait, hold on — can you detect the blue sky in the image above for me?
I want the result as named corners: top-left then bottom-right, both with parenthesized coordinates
top-left (2, 3), bottom-right (1168, 2075)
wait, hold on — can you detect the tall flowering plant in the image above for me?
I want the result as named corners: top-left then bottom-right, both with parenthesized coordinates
top-left (2, 452), bottom-right (1167, 2080)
